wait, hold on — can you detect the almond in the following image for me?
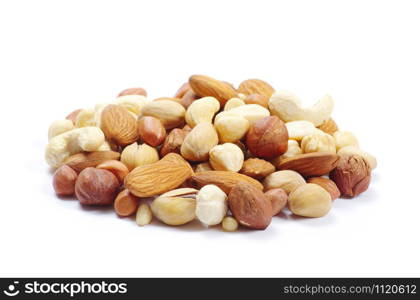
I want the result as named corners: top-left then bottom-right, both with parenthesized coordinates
top-left (243, 94), bottom-right (269, 108)
top-left (240, 158), bottom-right (275, 180)
top-left (138, 116), bottom-right (166, 147)
top-left (100, 104), bottom-right (138, 146)
top-left (189, 75), bottom-right (237, 107)
top-left (278, 152), bottom-right (339, 177)
top-left (237, 79), bottom-right (274, 99)
top-left (191, 171), bottom-right (263, 194)
top-left (307, 177), bottom-right (340, 200)
top-left (228, 182), bottom-right (272, 230)
top-left (174, 82), bottom-right (190, 98)
top-left (118, 87), bottom-right (147, 97)
top-left (64, 151), bottom-right (120, 173)
top-left (124, 153), bottom-right (194, 197)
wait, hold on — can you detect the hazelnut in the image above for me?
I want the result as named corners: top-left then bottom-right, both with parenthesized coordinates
top-left (160, 128), bottom-right (189, 157)
top-left (263, 170), bottom-right (306, 194)
top-left (196, 185), bottom-right (227, 226)
top-left (52, 165), bottom-right (78, 196)
top-left (307, 177), bottom-right (340, 200)
top-left (246, 116), bottom-right (288, 159)
top-left (333, 131), bottom-right (358, 150)
top-left (301, 133), bottom-right (336, 154)
top-left (240, 158), bottom-right (275, 180)
top-left (114, 189), bottom-right (139, 217)
top-left (330, 154), bottom-right (371, 198)
top-left (118, 87), bottom-right (147, 97)
top-left (181, 123), bottom-right (219, 161)
top-left (265, 188), bottom-right (288, 216)
top-left (75, 167), bottom-right (120, 205)
top-left (214, 114), bottom-right (250, 143)
top-left (138, 116), bottom-right (166, 147)
top-left (209, 143), bottom-right (244, 172)
top-left (121, 142), bottom-right (159, 171)
top-left (194, 162), bottom-right (213, 172)
top-left (289, 183), bottom-right (332, 218)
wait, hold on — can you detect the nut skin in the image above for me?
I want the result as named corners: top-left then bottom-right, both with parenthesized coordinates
top-left (246, 116), bottom-right (288, 159)
top-left (114, 189), bottom-right (139, 217)
top-left (75, 167), bottom-right (120, 205)
top-left (160, 128), bottom-right (189, 157)
top-left (228, 182), bottom-right (272, 230)
top-left (96, 160), bottom-right (129, 183)
top-left (138, 116), bottom-right (166, 147)
top-left (118, 87), bottom-right (147, 97)
top-left (240, 158), bottom-right (275, 180)
top-left (265, 188), bottom-right (288, 216)
top-left (307, 177), bottom-right (340, 200)
top-left (53, 165), bottom-right (78, 196)
top-left (289, 183), bottom-right (332, 218)
top-left (330, 154), bottom-right (371, 198)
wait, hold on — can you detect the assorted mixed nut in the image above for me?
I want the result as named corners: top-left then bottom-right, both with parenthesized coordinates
top-left (45, 75), bottom-right (377, 231)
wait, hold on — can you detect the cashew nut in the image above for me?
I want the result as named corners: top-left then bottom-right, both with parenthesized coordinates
top-left (75, 109), bottom-right (96, 128)
top-left (45, 127), bottom-right (105, 168)
top-left (269, 90), bottom-right (334, 126)
top-left (115, 95), bottom-right (150, 115)
top-left (48, 120), bottom-right (74, 140)
top-left (185, 97), bottom-right (220, 128)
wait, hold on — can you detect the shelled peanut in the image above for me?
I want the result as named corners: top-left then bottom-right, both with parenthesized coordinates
top-left (46, 74), bottom-right (376, 231)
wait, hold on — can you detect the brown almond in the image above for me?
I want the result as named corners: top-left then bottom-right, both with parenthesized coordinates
top-left (100, 104), bottom-right (138, 147)
top-left (96, 160), bottom-right (129, 183)
top-left (64, 151), bottom-right (121, 173)
top-left (278, 153), bottom-right (339, 177)
top-left (138, 116), bottom-right (166, 147)
top-left (124, 153), bottom-right (194, 197)
top-left (174, 82), bottom-right (190, 98)
top-left (243, 94), bottom-right (268, 108)
top-left (191, 171), bottom-right (263, 194)
top-left (307, 177), bottom-right (340, 200)
top-left (180, 89), bottom-right (199, 109)
top-left (228, 182), bottom-right (272, 230)
top-left (237, 79), bottom-right (274, 99)
top-left (240, 158), bottom-right (275, 180)
top-left (189, 75), bottom-right (237, 107)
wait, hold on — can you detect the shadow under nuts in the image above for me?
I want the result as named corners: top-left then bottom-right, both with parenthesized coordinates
top-left (246, 116), bottom-right (288, 159)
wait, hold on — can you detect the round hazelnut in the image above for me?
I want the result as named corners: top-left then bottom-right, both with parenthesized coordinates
top-left (53, 165), bottom-right (78, 196)
top-left (330, 154), bottom-right (371, 198)
top-left (75, 167), bottom-right (120, 205)
top-left (246, 116), bottom-right (288, 159)
top-left (264, 188), bottom-right (288, 216)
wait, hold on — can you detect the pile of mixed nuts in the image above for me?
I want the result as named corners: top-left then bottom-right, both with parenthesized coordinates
top-left (46, 75), bottom-right (377, 231)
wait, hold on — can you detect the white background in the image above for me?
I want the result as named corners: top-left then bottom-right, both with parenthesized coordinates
top-left (0, 0), bottom-right (419, 277)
